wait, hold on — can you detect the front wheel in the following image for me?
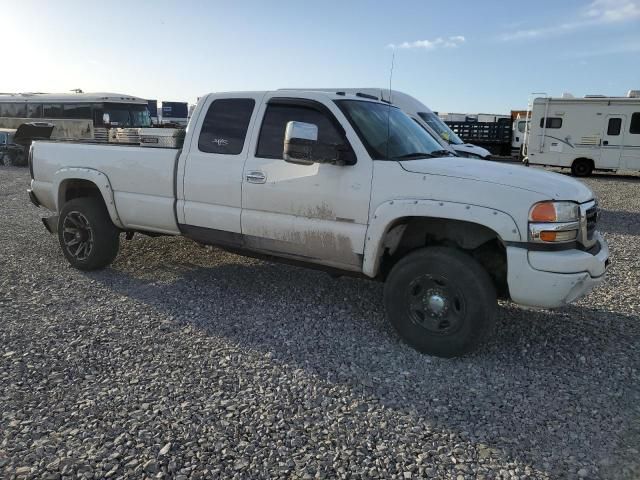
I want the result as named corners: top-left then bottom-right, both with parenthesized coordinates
top-left (384, 247), bottom-right (497, 357)
top-left (57, 198), bottom-right (120, 270)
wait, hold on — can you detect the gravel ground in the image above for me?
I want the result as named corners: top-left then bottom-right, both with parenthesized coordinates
top-left (0, 166), bottom-right (638, 480)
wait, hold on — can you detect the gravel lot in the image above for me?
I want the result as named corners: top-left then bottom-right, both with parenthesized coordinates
top-left (1, 166), bottom-right (638, 479)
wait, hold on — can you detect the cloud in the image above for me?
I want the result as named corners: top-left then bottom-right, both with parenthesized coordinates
top-left (585, 0), bottom-right (640, 22)
top-left (500, 0), bottom-right (640, 41)
top-left (387, 36), bottom-right (465, 50)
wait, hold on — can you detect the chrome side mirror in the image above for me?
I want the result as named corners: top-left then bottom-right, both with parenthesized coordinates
top-left (283, 121), bottom-right (318, 165)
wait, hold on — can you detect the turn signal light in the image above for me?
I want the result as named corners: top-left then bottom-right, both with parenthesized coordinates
top-left (530, 203), bottom-right (557, 222)
top-left (538, 230), bottom-right (578, 242)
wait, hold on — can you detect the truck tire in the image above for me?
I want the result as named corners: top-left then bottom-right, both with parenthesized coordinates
top-left (571, 158), bottom-right (593, 177)
top-left (384, 246), bottom-right (497, 358)
top-left (57, 197), bottom-right (120, 271)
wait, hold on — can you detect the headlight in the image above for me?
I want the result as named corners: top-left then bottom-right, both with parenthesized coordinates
top-left (528, 201), bottom-right (580, 243)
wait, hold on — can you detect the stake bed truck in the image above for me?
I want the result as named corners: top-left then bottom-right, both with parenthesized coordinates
top-left (28, 90), bottom-right (610, 357)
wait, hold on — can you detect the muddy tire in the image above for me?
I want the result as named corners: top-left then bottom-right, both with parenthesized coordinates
top-left (57, 198), bottom-right (120, 270)
top-left (384, 247), bottom-right (497, 358)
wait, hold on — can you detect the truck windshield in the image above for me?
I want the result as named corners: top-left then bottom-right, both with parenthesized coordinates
top-left (417, 111), bottom-right (463, 145)
top-left (336, 100), bottom-right (447, 160)
top-left (104, 103), bottom-right (152, 127)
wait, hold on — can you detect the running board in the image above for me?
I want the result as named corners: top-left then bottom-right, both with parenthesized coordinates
top-left (42, 216), bottom-right (59, 234)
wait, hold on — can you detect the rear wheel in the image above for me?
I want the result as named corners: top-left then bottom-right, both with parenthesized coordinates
top-left (571, 158), bottom-right (593, 177)
top-left (384, 247), bottom-right (497, 357)
top-left (57, 198), bottom-right (120, 270)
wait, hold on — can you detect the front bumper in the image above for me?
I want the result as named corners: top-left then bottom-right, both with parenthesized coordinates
top-left (507, 232), bottom-right (609, 308)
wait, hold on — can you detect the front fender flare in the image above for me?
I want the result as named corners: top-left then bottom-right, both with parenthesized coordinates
top-left (53, 167), bottom-right (124, 229)
top-left (362, 199), bottom-right (522, 278)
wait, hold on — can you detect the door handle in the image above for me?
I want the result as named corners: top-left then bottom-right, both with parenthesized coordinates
top-left (246, 171), bottom-right (266, 184)
top-left (602, 140), bottom-right (609, 146)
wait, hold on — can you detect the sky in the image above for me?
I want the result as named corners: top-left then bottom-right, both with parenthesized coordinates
top-left (2, 0), bottom-right (640, 114)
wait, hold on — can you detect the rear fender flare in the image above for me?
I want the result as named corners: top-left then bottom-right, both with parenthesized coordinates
top-left (362, 199), bottom-right (522, 277)
top-left (53, 167), bottom-right (124, 229)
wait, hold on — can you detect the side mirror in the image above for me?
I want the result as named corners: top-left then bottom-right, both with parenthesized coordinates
top-left (283, 120), bottom-right (356, 166)
top-left (284, 121), bottom-right (318, 165)
top-left (102, 113), bottom-right (110, 126)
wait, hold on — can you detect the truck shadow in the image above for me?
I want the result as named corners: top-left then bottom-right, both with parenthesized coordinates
top-left (598, 208), bottom-right (640, 236)
top-left (86, 240), bottom-right (639, 478)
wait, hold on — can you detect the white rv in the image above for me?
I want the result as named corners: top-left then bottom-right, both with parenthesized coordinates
top-left (284, 88), bottom-right (492, 159)
top-left (526, 91), bottom-right (640, 176)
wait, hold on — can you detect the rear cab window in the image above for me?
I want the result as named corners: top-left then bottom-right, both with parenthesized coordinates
top-left (198, 98), bottom-right (256, 155)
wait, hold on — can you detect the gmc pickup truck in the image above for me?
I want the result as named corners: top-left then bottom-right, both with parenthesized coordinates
top-left (28, 90), bottom-right (609, 357)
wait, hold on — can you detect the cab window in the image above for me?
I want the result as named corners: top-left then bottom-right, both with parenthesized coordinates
top-left (256, 102), bottom-right (345, 159)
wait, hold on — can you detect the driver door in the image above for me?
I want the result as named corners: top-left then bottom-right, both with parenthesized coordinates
top-left (241, 96), bottom-right (372, 270)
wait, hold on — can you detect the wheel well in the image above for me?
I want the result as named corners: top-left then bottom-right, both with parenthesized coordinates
top-left (378, 217), bottom-right (508, 298)
top-left (58, 179), bottom-right (104, 209)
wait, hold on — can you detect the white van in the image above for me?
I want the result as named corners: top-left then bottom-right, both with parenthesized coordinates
top-left (526, 91), bottom-right (640, 176)
top-left (285, 88), bottom-right (492, 159)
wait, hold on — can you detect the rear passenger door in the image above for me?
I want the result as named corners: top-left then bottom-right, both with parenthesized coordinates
top-left (180, 94), bottom-right (263, 239)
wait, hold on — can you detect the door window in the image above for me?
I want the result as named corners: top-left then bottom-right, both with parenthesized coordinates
top-left (256, 103), bottom-right (345, 159)
top-left (607, 118), bottom-right (622, 136)
top-left (198, 98), bottom-right (255, 155)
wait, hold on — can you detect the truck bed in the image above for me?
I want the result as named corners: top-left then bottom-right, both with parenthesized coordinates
top-left (31, 141), bottom-right (181, 234)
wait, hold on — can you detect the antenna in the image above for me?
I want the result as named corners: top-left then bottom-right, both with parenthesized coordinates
top-left (386, 50), bottom-right (395, 160)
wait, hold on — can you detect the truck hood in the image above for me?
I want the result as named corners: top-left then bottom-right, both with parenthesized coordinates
top-left (400, 157), bottom-right (594, 203)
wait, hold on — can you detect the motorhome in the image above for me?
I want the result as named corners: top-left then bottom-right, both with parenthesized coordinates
top-left (0, 92), bottom-right (152, 142)
top-left (525, 91), bottom-right (640, 176)
top-left (285, 88), bottom-right (492, 159)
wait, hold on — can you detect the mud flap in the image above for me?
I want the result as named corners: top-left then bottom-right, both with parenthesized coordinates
top-left (42, 216), bottom-right (59, 234)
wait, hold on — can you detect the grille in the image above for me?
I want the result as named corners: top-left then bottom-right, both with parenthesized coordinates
top-left (585, 205), bottom-right (598, 240)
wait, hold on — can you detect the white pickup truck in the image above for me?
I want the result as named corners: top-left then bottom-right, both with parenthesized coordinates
top-left (28, 90), bottom-right (610, 357)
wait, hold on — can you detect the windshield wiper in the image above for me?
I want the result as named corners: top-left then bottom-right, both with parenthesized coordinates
top-left (430, 149), bottom-right (456, 157)
top-left (393, 152), bottom-right (436, 160)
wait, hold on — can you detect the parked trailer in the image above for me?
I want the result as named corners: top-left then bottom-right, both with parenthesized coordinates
top-left (526, 91), bottom-right (640, 176)
top-left (445, 118), bottom-right (512, 156)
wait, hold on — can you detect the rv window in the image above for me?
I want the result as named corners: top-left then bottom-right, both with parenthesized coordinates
top-left (198, 98), bottom-right (255, 155)
top-left (630, 113), bottom-right (640, 134)
top-left (607, 118), bottom-right (622, 136)
top-left (539, 117), bottom-right (562, 129)
top-left (43, 104), bottom-right (64, 119)
top-left (27, 104), bottom-right (43, 119)
top-left (1, 103), bottom-right (27, 118)
top-left (64, 104), bottom-right (92, 119)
